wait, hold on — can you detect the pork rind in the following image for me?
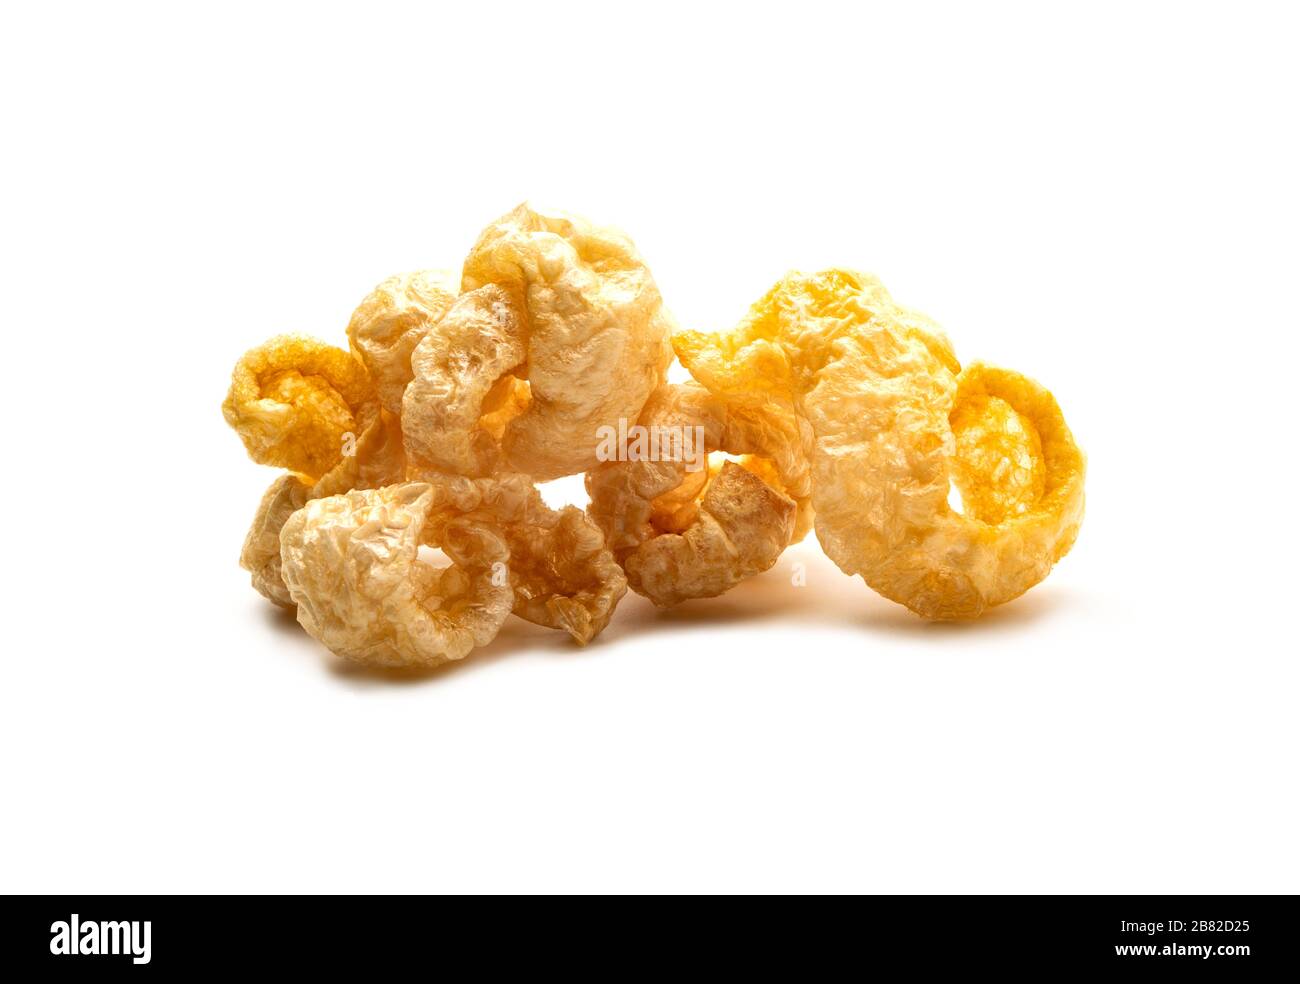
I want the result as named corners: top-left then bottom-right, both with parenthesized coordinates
top-left (225, 324), bottom-right (626, 641)
top-left (240, 474), bottom-right (312, 609)
top-left (404, 471), bottom-right (627, 645)
top-left (626, 461), bottom-right (795, 607)
top-left (346, 270), bottom-right (459, 414)
top-left (279, 483), bottom-right (514, 668)
top-left (222, 335), bottom-right (379, 482)
top-left (455, 203), bottom-right (674, 480)
top-left (675, 270), bottom-right (1084, 619)
top-left (228, 212), bottom-right (1088, 661)
top-left (401, 283), bottom-right (528, 477)
top-left (585, 383), bottom-right (806, 606)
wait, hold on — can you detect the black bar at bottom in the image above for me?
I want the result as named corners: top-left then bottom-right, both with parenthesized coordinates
top-left (0, 895), bottom-right (1290, 974)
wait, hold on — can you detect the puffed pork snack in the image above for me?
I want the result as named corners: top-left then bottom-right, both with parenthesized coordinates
top-left (674, 269), bottom-right (1085, 619)
top-left (224, 211), bottom-right (1087, 675)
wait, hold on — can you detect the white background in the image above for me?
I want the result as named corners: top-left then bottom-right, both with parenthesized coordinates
top-left (2, 2), bottom-right (1297, 893)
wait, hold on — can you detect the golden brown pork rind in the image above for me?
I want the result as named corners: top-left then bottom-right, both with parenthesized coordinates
top-left (675, 270), bottom-right (1084, 619)
top-left (279, 483), bottom-right (514, 668)
top-left (404, 470), bottom-right (627, 645)
top-left (240, 474), bottom-right (311, 609)
top-left (585, 383), bottom-right (806, 606)
top-left (457, 203), bottom-right (674, 480)
top-left (225, 323), bottom-right (626, 642)
top-left (222, 335), bottom-right (378, 482)
top-left (401, 283), bottom-right (528, 477)
top-left (346, 270), bottom-right (459, 414)
top-left (624, 461), bottom-right (795, 607)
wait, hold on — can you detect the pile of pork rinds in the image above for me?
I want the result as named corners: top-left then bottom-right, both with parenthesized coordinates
top-left (223, 204), bottom-right (1086, 668)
